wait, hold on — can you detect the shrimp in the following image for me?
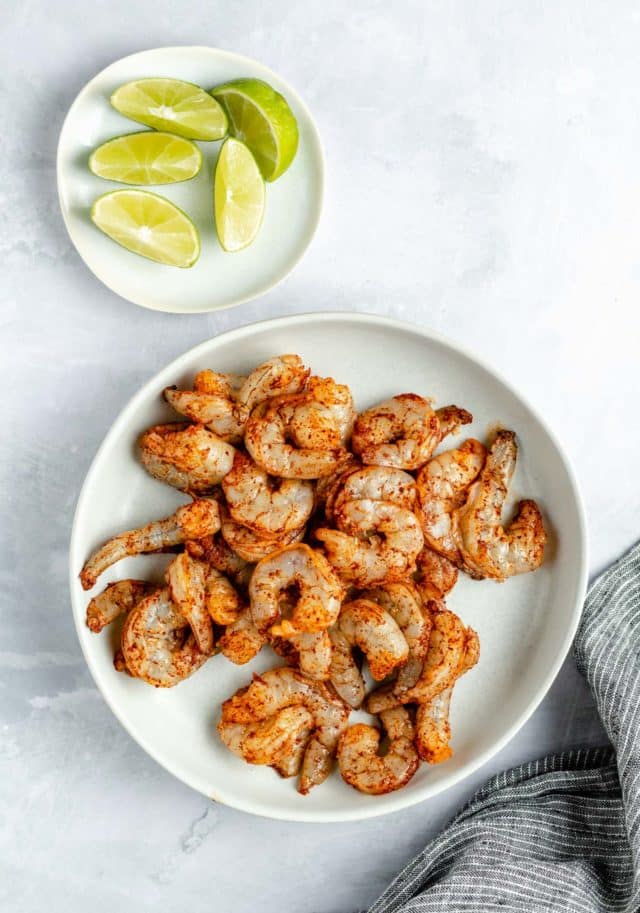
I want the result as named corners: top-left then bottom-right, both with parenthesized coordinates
top-left (361, 582), bottom-right (431, 692)
top-left (366, 603), bottom-right (478, 712)
top-left (204, 566), bottom-right (242, 625)
top-left (416, 438), bottom-right (486, 563)
top-left (186, 535), bottom-right (253, 590)
top-left (284, 629), bottom-right (333, 681)
top-left (165, 552), bottom-right (213, 654)
top-left (453, 431), bottom-right (547, 580)
top-left (163, 386), bottom-right (248, 443)
top-left (238, 354), bottom-right (310, 412)
top-left (218, 605), bottom-right (265, 665)
top-left (245, 378), bottom-right (353, 479)
top-left (80, 498), bottom-right (220, 591)
top-left (315, 499), bottom-right (424, 586)
top-left (86, 579), bottom-right (154, 633)
top-left (415, 689), bottom-right (453, 764)
top-left (121, 587), bottom-right (208, 687)
top-left (352, 395), bottom-right (472, 470)
top-left (139, 423), bottom-right (235, 493)
top-left (222, 452), bottom-right (314, 535)
top-left (221, 511), bottom-right (305, 563)
top-left (314, 455), bottom-right (360, 514)
top-left (218, 706), bottom-right (315, 778)
top-left (337, 708), bottom-right (419, 795)
top-left (219, 667), bottom-right (350, 793)
top-left (250, 543), bottom-right (344, 635)
top-left (327, 465), bottom-right (416, 523)
top-left (414, 547), bottom-right (459, 602)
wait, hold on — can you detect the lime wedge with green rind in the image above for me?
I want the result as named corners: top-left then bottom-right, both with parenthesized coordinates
top-left (89, 132), bottom-right (202, 185)
top-left (111, 78), bottom-right (227, 141)
top-left (214, 137), bottom-right (265, 252)
top-left (91, 189), bottom-right (200, 267)
top-left (211, 78), bottom-right (298, 181)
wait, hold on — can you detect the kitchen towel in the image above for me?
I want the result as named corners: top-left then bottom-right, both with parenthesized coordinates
top-left (368, 541), bottom-right (640, 913)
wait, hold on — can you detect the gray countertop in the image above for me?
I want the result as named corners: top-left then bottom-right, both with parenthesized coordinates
top-left (2, 2), bottom-right (638, 910)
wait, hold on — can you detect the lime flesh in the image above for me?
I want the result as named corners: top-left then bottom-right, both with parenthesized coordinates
top-left (212, 78), bottom-right (298, 181)
top-left (111, 78), bottom-right (227, 141)
top-left (214, 137), bottom-right (265, 252)
top-left (91, 189), bottom-right (200, 267)
top-left (89, 132), bottom-right (202, 185)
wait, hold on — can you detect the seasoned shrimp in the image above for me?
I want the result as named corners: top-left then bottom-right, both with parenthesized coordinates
top-left (221, 511), bottom-right (305, 563)
top-left (218, 706), bottom-right (315, 778)
top-left (250, 544), bottom-right (344, 635)
top-left (238, 354), bottom-right (310, 412)
top-left (245, 379), bottom-right (353, 480)
top-left (86, 579), bottom-right (154, 633)
top-left (284, 629), bottom-right (333, 680)
top-left (218, 605), bottom-right (265, 665)
top-left (139, 423), bottom-right (236, 492)
top-left (163, 386), bottom-right (248, 443)
top-left (416, 438), bottom-right (486, 563)
top-left (338, 708), bottom-right (419, 795)
top-left (415, 689), bottom-right (453, 764)
top-left (204, 566), bottom-right (242, 625)
top-left (165, 552), bottom-right (213, 654)
top-left (361, 582), bottom-right (431, 692)
top-left (315, 499), bottom-right (424, 586)
top-left (327, 465), bottom-right (416, 523)
top-left (414, 547), bottom-right (459, 602)
top-left (186, 535), bottom-right (253, 589)
top-left (80, 499), bottom-right (220, 591)
top-left (121, 587), bottom-right (208, 687)
top-left (328, 599), bottom-right (408, 707)
top-left (366, 603), bottom-right (478, 712)
top-left (352, 395), bottom-right (472, 470)
top-left (222, 452), bottom-right (314, 535)
top-left (454, 431), bottom-right (546, 580)
top-left (219, 667), bottom-right (350, 793)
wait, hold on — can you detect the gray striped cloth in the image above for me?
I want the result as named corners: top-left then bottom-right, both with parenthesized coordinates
top-left (368, 542), bottom-right (640, 913)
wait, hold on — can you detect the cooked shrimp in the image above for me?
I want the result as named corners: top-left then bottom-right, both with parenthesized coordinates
top-left (121, 587), bottom-right (208, 687)
top-left (361, 583), bottom-right (431, 692)
top-left (352, 395), bottom-right (472, 470)
top-left (245, 380), bottom-right (352, 479)
top-left (415, 689), bottom-right (453, 764)
top-left (284, 629), bottom-right (333, 680)
top-left (238, 354), bottom-right (310, 412)
top-left (315, 499), bottom-right (424, 586)
top-left (338, 709), bottom-right (419, 795)
top-left (250, 544), bottom-right (344, 635)
top-left (328, 626), bottom-right (365, 709)
top-left (86, 579), bottom-right (154, 633)
top-left (416, 438), bottom-right (486, 563)
top-left (315, 455), bottom-right (360, 513)
top-left (453, 431), bottom-right (547, 580)
top-left (221, 511), bottom-right (305, 563)
top-left (194, 369), bottom-right (246, 399)
top-left (204, 566), bottom-right (242, 625)
top-left (163, 387), bottom-right (248, 443)
top-left (218, 705), bottom-right (315, 778)
top-left (139, 423), bottom-right (236, 492)
top-left (165, 552), bottom-right (213, 654)
top-left (80, 499), bottom-right (220, 591)
top-left (414, 547), bottom-right (459, 602)
top-left (222, 452), bottom-right (314, 535)
top-left (186, 535), bottom-right (253, 589)
top-left (366, 603), bottom-right (477, 712)
top-left (220, 667), bottom-right (350, 793)
top-left (218, 605), bottom-right (265, 664)
top-left (327, 465), bottom-right (416, 523)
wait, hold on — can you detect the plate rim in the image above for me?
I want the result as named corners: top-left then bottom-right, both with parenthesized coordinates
top-left (68, 311), bottom-right (589, 822)
top-left (56, 45), bottom-right (325, 314)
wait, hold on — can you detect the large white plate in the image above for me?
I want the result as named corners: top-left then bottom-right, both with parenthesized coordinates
top-left (57, 47), bottom-right (324, 313)
top-left (69, 313), bottom-right (587, 821)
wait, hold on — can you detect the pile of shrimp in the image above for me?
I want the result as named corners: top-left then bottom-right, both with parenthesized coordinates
top-left (80, 354), bottom-right (547, 797)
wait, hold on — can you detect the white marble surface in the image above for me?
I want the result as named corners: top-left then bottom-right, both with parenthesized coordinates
top-left (2, 2), bottom-right (639, 910)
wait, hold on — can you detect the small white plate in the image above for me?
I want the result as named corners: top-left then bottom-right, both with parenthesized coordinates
top-left (69, 313), bottom-right (587, 822)
top-left (57, 47), bottom-right (324, 313)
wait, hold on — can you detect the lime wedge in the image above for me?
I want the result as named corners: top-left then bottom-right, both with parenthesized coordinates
top-left (89, 132), bottom-right (202, 185)
top-left (91, 189), bottom-right (200, 267)
top-left (214, 138), bottom-right (265, 252)
top-left (111, 78), bottom-right (227, 141)
top-left (211, 78), bottom-right (298, 181)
